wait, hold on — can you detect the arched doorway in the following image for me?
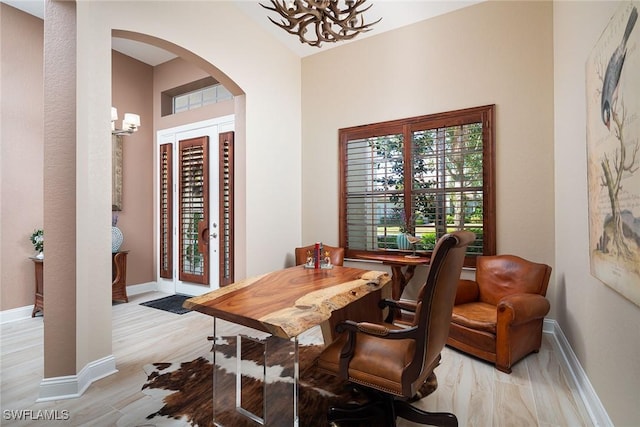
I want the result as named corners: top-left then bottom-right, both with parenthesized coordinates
top-left (110, 30), bottom-right (245, 296)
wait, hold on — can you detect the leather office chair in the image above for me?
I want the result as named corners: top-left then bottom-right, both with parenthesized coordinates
top-left (447, 255), bottom-right (552, 373)
top-left (318, 231), bottom-right (475, 427)
top-left (295, 244), bottom-right (345, 267)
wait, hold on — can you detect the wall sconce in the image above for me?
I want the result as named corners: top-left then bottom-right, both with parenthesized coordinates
top-left (111, 107), bottom-right (140, 136)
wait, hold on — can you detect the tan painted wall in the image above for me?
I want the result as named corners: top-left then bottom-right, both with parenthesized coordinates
top-left (554, 1), bottom-right (640, 424)
top-left (72, 0), bottom-right (302, 375)
top-left (153, 57), bottom-right (234, 132)
top-left (111, 51), bottom-right (154, 286)
top-left (302, 1), bottom-right (556, 302)
top-left (0, 4), bottom-right (44, 311)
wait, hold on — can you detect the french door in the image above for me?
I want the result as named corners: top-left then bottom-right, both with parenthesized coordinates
top-left (156, 117), bottom-right (234, 296)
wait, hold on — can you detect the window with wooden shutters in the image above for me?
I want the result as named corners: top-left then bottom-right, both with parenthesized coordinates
top-left (159, 143), bottom-right (173, 278)
top-left (219, 131), bottom-right (234, 286)
top-left (339, 105), bottom-right (495, 267)
top-left (179, 136), bottom-right (209, 284)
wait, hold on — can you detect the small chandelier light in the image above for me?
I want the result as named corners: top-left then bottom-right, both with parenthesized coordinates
top-left (111, 107), bottom-right (141, 136)
top-left (260, 0), bottom-right (381, 48)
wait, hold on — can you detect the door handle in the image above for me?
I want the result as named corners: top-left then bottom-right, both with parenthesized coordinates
top-left (198, 221), bottom-right (209, 254)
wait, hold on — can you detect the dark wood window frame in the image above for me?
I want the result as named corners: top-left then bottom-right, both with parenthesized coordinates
top-left (339, 105), bottom-right (496, 268)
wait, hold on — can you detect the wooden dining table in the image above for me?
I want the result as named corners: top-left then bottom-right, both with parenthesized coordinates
top-left (183, 265), bottom-right (391, 426)
top-left (184, 264), bottom-right (391, 341)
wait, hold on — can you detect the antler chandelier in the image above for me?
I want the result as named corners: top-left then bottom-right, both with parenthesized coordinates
top-left (260, 0), bottom-right (381, 47)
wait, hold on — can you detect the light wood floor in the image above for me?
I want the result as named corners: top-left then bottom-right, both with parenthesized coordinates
top-left (1, 291), bottom-right (593, 426)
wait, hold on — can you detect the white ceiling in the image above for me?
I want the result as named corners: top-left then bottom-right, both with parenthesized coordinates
top-left (3, 0), bottom-right (481, 65)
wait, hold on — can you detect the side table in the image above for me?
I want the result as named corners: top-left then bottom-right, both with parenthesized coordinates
top-left (355, 253), bottom-right (430, 300)
top-left (112, 251), bottom-right (129, 303)
top-left (29, 257), bottom-right (44, 317)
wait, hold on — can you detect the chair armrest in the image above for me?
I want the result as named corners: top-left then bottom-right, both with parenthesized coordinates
top-left (380, 298), bottom-right (418, 312)
top-left (497, 294), bottom-right (550, 326)
top-left (455, 279), bottom-right (480, 305)
top-left (336, 320), bottom-right (417, 340)
top-left (380, 298), bottom-right (418, 323)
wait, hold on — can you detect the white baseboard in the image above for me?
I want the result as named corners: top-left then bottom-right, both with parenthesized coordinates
top-left (543, 319), bottom-right (612, 427)
top-left (0, 282), bottom-right (161, 324)
top-left (0, 305), bottom-right (37, 324)
top-left (126, 281), bottom-right (158, 296)
top-left (37, 355), bottom-right (117, 402)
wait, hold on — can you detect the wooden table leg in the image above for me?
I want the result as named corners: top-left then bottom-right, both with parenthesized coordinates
top-left (390, 265), bottom-right (406, 300)
top-left (390, 264), bottom-right (419, 300)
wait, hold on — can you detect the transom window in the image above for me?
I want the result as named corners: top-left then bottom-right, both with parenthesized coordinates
top-left (173, 84), bottom-right (232, 114)
top-left (339, 105), bottom-right (496, 267)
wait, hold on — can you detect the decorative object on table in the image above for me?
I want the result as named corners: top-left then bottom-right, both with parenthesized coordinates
top-left (259, 0), bottom-right (381, 48)
top-left (295, 244), bottom-right (345, 267)
top-left (404, 234), bottom-right (421, 258)
top-left (396, 233), bottom-right (412, 250)
top-left (112, 213), bottom-right (123, 253)
top-left (586, 3), bottom-right (640, 307)
top-left (396, 209), bottom-right (414, 250)
top-left (303, 242), bottom-right (333, 269)
top-left (29, 228), bottom-right (44, 259)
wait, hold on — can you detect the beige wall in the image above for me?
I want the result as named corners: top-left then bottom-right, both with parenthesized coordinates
top-left (302, 1), bottom-right (556, 301)
top-left (153, 57), bottom-right (235, 131)
top-left (70, 0), bottom-right (302, 378)
top-left (554, 1), bottom-right (640, 424)
top-left (112, 51), bottom-right (154, 286)
top-left (0, 4), bottom-right (44, 311)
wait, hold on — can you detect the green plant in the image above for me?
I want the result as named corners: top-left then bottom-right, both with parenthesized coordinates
top-left (420, 232), bottom-right (436, 250)
top-left (30, 229), bottom-right (44, 253)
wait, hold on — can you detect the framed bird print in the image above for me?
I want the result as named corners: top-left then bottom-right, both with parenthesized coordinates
top-left (586, 1), bottom-right (640, 307)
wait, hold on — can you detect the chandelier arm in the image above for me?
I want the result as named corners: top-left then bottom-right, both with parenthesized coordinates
top-left (323, 1), bottom-right (377, 36)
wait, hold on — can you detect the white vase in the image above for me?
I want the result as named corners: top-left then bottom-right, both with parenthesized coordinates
top-left (35, 251), bottom-right (44, 259)
top-left (112, 226), bottom-right (124, 253)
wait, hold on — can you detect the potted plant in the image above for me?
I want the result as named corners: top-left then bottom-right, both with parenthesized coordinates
top-left (30, 229), bottom-right (44, 259)
top-left (396, 210), bottom-right (412, 250)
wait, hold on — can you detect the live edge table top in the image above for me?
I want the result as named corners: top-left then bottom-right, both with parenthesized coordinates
top-left (183, 265), bottom-right (391, 340)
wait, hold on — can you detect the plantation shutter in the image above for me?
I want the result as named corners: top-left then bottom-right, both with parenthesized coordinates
top-left (339, 105), bottom-right (495, 267)
top-left (219, 131), bottom-right (234, 286)
top-left (178, 136), bottom-right (209, 285)
top-left (159, 143), bottom-right (173, 278)
top-left (341, 130), bottom-right (404, 252)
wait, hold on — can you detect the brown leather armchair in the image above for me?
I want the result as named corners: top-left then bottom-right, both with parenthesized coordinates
top-left (294, 243), bottom-right (344, 266)
top-left (317, 231), bottom-right (475, 426)
top-left (447, 255), bottom-right (552, 373)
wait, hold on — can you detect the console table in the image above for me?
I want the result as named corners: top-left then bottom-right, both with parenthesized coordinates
top-left (29, 257), bottom-right (44, 317)
top-left (112, 251), bottom-right (129, 303)
top-left (29, 252), bottom-right (130, 315)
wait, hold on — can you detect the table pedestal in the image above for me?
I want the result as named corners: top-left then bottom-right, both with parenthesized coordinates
top-left (355, 253), bottom-right (430, 299)
top-left (212, 321), bottom-right (298, 426)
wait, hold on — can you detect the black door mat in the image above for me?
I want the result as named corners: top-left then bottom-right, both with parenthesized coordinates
top-left (140, 294), bottom-right (192, 315)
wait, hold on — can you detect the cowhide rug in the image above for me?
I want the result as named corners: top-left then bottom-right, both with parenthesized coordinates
top-left (140, 337), bottom-right (437, 427)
